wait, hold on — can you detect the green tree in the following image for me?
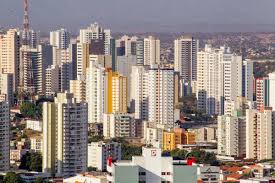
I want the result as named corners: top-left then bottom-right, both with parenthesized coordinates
top-left (122, 144), bottom-right (142, 160)
top-left (19, 152), bottom-right (42, 172)
top-left (187, 149), bottom-right (217, 164)
top-left (30, 153), bottom-right (42, 171)
top-left (88, 135), bottom-right (104, 143)
top-left (166, 149), bottom-right (188, 159)
top-left (34, 177), bottom-right (44, 183)
top-left (3, 172), bottom-right (22, 183)
top-left (20, 102), bottom-right (36, 118)
top-left (87, 166), bottom-right (97, 172)
top-left (20, 102), bottom-right (42, 119)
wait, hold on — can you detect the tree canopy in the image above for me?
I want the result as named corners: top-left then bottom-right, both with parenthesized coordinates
top-left (3, 172), bottom-right (22, 183)
top-left (163, 148), bottom-right (218, 165)
top-left (20, 102), bottom-right (42, 119)
top-left (19, 152), bottom-right (42, 172)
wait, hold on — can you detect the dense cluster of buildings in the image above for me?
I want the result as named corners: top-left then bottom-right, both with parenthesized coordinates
top-left (1, 3), bottom-right (275, 182)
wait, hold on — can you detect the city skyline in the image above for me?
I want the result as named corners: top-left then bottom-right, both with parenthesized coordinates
top-left (1, 0), bottom-right (275, 33)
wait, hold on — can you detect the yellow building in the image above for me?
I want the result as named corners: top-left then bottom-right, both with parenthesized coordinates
top-left (185, 131), bottom-right (196, 145)
top-left (162, 131), bottom-right (176, 151)
top-left (70, 79), bottom-right (86, 102)
top-left (107, 70), bottom-right (127, 113)
top-left (174, 128), bottom-right (185, 145)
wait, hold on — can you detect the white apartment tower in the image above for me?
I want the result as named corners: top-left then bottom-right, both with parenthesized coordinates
top-left (76, 43), bottom-right (90, 78)
top-left (218, 115), bottom-right (246, 157)
top-left (88, 141), bottom-right (121, 171)
top-left (242, 60), bottom-right (254, 101)
top-left (148, 66), bottom-right (175, 128)
top-left (174, 36), bottom-right (199, 81)
top-left (256, 77), bottom-right (269, 110)
top-left (0, 29), bottom-right (20, 92)
top-left (246, 108), bottom-right (275, 160)
top-left (116, 35), bottom-right (138, 56)
top-left (79, 23), bottom-right (111, 55)
top-left (143, 36), bottom-right (160, 66)
top-left (0, 102), bottom-right (10, 172)
top-left (45, 65), bottom-right (59, 97)
top-left (50, 28), bottom-right (71, 49)
top-left (70, 79), bottom-right (86, 102)
top-left (42, 93), bottom-right (88, 177)
top-left (197, 45), bottom-right (243, 115)
top-left (19, 46), bottom-right (42, 94)
top-left (268, 72), bottom-right (275, 111)
top-left (103, 113), bottom-right (136, 138)
top-left (130, 66), bottom-right (149, 120)
top-left (86, 62), bottom-right (108, 123)
top-left (0, 73), bottom-right (14, 105)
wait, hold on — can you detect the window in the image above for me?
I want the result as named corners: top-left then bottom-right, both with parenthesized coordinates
top-left (139, 172), bottom-right (146, 176)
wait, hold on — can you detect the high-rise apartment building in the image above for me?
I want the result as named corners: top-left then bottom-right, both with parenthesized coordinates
top-left (218, 115), bottom-right (246, 157)
top-left (143, 36), bottom-right (160, 66)
top-left (0, 102), bottom-right (10, 172)
top-left (19, 44), bottom-right (53, 95)
top-left (136, 39), bottom-right (144, 65)
top-left (197, 45), bottom-right (243, 115)
top-left (174, 36), bottom-right (199, 82)
top-left (268, 72), bottom-right (275, 111)
top-left (79, 23), bottom-right (111, 55)
top-left (246, 108), bottom-right (275, 160)
top-left (42, 93), bottom-right (88, 177)
top-left (103, 113), bottom-right (136, 138)
top-left (60, 62), bottom-right (73, 92)
top-left (130, 65), bottom-right (149, 120)
top-left (86, 62), bottom-right (108, 123)
top-left (45, 65), bottom-right (59, 97)
top-left (19, 46), bottom-right (41, 95)
top-left (88, 141), bottom-right (121, 171)
top-left (147, 66), bottom-right (175, 128)
top-left (23, 29), bottom-right (39, 49)
top-left (116, 35), bottom-right (138, 56)
top-left (107, 71), bottom-right (127, 113)
top-left (89, 55), bottom-right (112, 69)
top-left (117, 55), bottom-right (137, 106)
top-left (76, 43), bottom-right (90, 78)
top-left (130, 65), bottom-right (175, 127)
top-left (50, 28), bottom-right (71, 49)
top-left (242, 60), bottom-right (254, 101)
top-left (0, 29), bottom-right (20, 92)
top-left (70, 79), bottom-right (86, 102)
top-left (0, 73), bottom-right (14, 105)
top-left (256, 77), bottom-right (269, 110)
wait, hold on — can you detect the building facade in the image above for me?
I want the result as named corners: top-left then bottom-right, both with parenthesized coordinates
top-left (246, 108), bottom-right (275, 160)
top-left (174, 36), bottom-right (199, 82)
top-left (197, 45), bottom-right (243, 115)
top-left (143, 36), bottom-right (160, 66)
top-left (103, 113), bottom-right (136, 138)
top-left (0, 102), bottom-right (10, 171)
top-left (50, 28), bottom-right (71, 49)
top-left (88, 141), bottom-right (121, 171)
top-left (0, 29), bottom-right (20, 92)
top-left (42, 93), bottom-right (88, 177)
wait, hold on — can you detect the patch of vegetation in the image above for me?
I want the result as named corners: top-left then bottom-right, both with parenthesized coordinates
top-left (20, 102), bottom-right (42, 119)
top-left (19, 152), bottom-right (42, 172)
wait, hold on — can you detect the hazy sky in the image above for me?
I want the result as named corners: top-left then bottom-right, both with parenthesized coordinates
top-left (1, 0), bottom-right (275, 33)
